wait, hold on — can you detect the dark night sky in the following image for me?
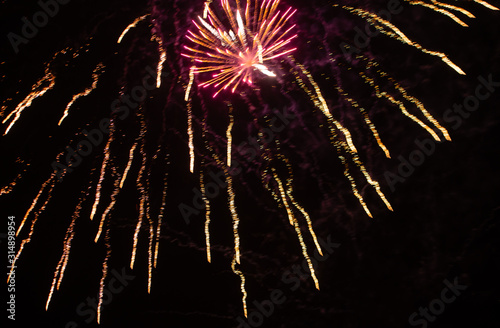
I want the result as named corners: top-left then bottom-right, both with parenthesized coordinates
top-left (1, 0), bottom-right (500, 328)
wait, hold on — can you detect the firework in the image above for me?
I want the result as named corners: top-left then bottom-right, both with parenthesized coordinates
top-left (182, 0), bottom-right (298, 97)
top-left (1, 0), bottom-right (498, 325)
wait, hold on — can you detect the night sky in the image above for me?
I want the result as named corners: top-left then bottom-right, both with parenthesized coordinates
top-left (1, 0), bottom-right (500, 327)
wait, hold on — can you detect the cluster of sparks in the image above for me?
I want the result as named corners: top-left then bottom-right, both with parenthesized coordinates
top-left (2, 0), bottom-right (498, 324)
top-left (182, 0), bottom-right (298, 98)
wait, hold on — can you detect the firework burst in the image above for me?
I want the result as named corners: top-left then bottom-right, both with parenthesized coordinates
top-left (182, 0), bottom-right (298, 97)
top-left (1, 0), bottom-right (499, 325)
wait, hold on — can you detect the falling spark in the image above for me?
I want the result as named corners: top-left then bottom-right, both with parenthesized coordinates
top-left (359, 56), bottom-right (451, 141)
top-left (0, 172), bottom-right (24, 196)
top-left (130, 162), bottom-right (146, 269)
top-left (431, 0), bottom-right (476, 18)
top-left (90, 122), bottom-right (115, 221)
top-left (291, 59), bottom-right (393, 217)
top-left (131, 115), bottom-right (148, 269)
top-left (154, 166), bottom-right (169, 268)
top-left (200, 169), bottom-right (212, 263)
top-left (46, 197), bottom-right (85, 310)
top-left (293, 59), bottom-right (359, 154)
top-left (341, 5), bottom-right (466, 75)
top-left (130, 197), bottom-right (144, 269)
top-left (231, 257), bottom-right (248, 318)
top-left (8, 174), bottom-right (58, 283)
top-left (17, 174), bottom-right (56, 236)
top-left (359, 71), bottom-right (442, 141)
top-left (272, 170), bottom-right (320, 290)
top-left (118, 14), bottom-right (150, 43)
top-left (3, 69), bottom-right (56, 135)
top-left (281, 157), bottom-right (323, 256)
top-left (187, 100), bottom-right (195, 173)
top-left (58, 63), bottom-right (105, 125)
top-left (95, 167), bottom-right (121, 243)
top-left (97, 227), bottom-right (112, 324)
top-left (474, 0), bottom-right (499, 10)
top-left (120, 142), bottom-right (137, 189)
top-left (154, 35), bottom-right (167, 88)
top-left (407, 1), bottom-right (469, 27)
top-left (147, 201), bottom-right (153, 293)
top-left (185, 66), bottom-right (195, 101)
top-left (226, 102), bottom-right (234, 167)
top-left (226, 171), bottom-right (241, 264)
top-left (336, 86), bottom-right (391, 158)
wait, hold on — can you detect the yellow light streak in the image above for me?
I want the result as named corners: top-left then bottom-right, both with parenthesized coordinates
top-left (341, 6), bottom-right (466, 75)
top-left (3, 70), bottom-right (56, 135)
top-left (58, 63), bottom-right (105, 125)
top-left (231, 257), bottom-right (248, 318)
top-left (226, 102), bottom-right (234, 167)
top-left (273, 170), bottom-right (320, 290)
top-left (118, 14), bottom-right (149, 43)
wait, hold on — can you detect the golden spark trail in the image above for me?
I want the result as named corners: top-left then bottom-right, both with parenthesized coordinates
top-left (95, 167), bottom-right (121, 243)
top-left (146, 188), bottom-right (155, 294)
top-left (291, 63), bottom-right (392, 216)
top-left (17, 174), bottom-right (56, 236)
top-left (58, 63), bottom-right (105, 125)
top-left (226, 172), bottom-right (241, 264)
top-left (273, 171), bottom-right (320, 289)
top-left (406, 1), bottom-right (469, 26)
top-left (232, 257), bottom-right (248, 317)
top-left (90, 122), bottom-right (115, 221)
top-left (290, 66), bottom-right (370, 215)
top-left (201, 137), bottom-right (248, 316)
top-left (200, 169), bottom-right (212, 263)
top-left (46, 198), bottom-right (84, 310)
top-left (97, 227), bottom-right (111, 325)
top-left (360, 57), bottom-right (451, 141)
top-left (154, 35), bottom-right (167, 88)
top-left (154, 168), bottom-right (169, 268)
top-left (185, 67), bottom-right (195, 101)
top-left (131, 196), bottom-right (145, 269)
top-left (187, 99), bottom-right (195, 173)
top-left (341, 6), bottom-right (466, 75)
top-left (185, 68), bottom-right (196, 172)
top-left (474, 0), bottom-right (499, 10)
top-left (3, 70), bottom-right (56, 135)
top-left (293, 60), bottom-right (358, 154)
top-left (226, 103), bottom-right (234, 167)
top-left (429, 0), bottom-right (475, 18)
top-left (281, 160), bottom-right (323, 256)
top-left (118, 14), bottom-right (149, 43)
top-left (335, 86), bottom-right (391, 158)
top-left (120, 142), bottom-right (137, 189)
top-left (359, 72), bottom-right (442, 141)
top-left (146, 174), bottom-right (153, 294)
top-left (131, 132), bottom-right (147, 269)
top-left (8, 174), bottom-right (57, 283)
top-left (297, 64), bottom-right (393, 212)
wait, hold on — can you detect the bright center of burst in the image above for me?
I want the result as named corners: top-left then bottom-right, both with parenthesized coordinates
top-left (240, 51), bottom-right (276, 78)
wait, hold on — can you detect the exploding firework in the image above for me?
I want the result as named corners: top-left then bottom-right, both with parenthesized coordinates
top-left (182, 0), bottom-right (298, 97)
top-left (1, 0), bottom-right (499, 326)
